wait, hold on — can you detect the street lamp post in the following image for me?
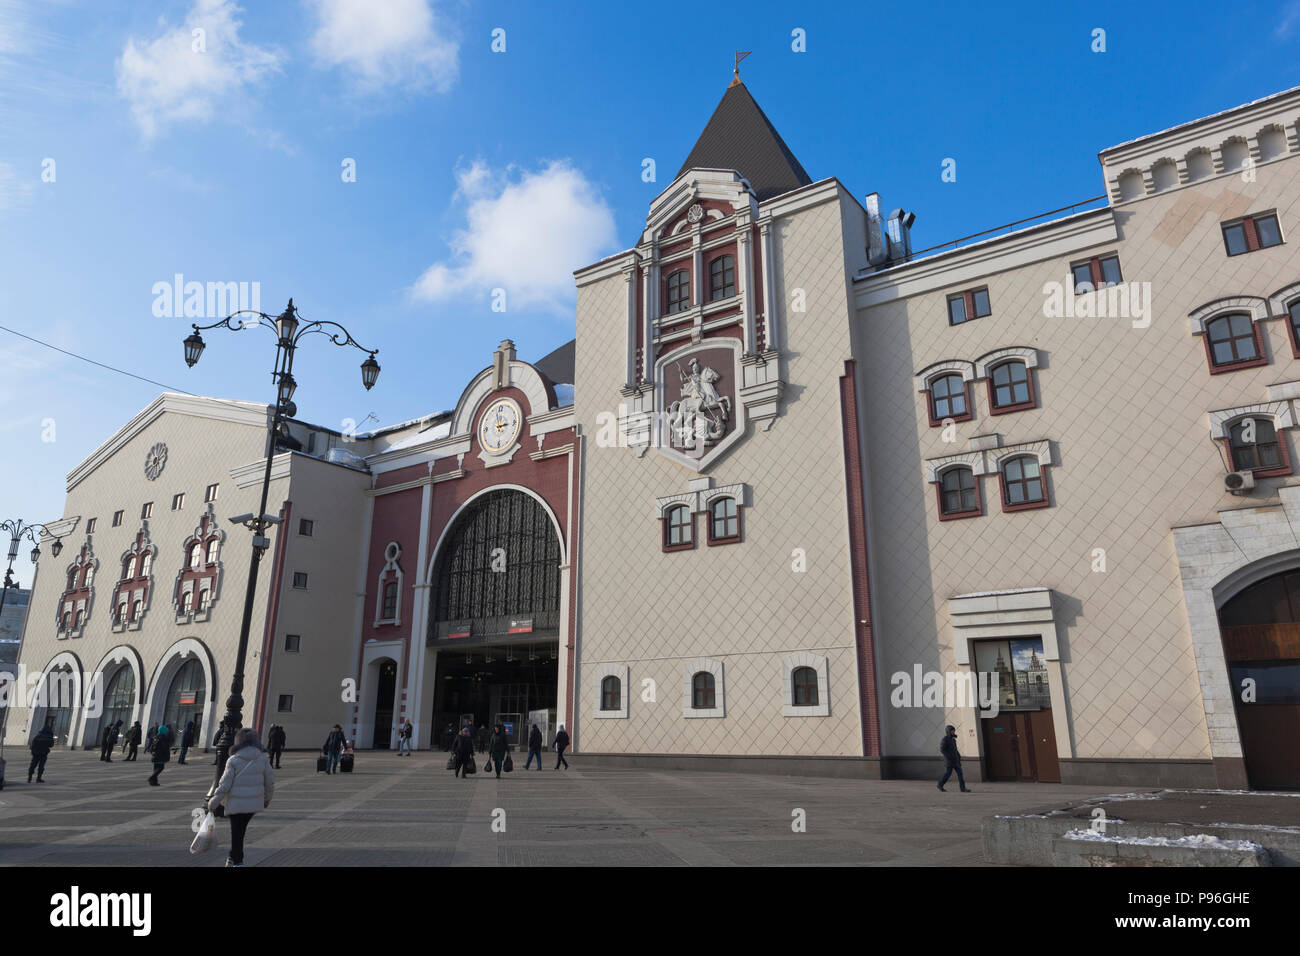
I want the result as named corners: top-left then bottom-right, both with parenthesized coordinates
top-left (0, 519), bottom-right (63, 790)
top-left (183, 299), bottom-right (379, 799)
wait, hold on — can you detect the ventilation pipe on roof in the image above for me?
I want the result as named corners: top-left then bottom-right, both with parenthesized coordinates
top-left (865, 193), bottom-right (889, 267)
top-left (887, 208), bottom-right (916, 261)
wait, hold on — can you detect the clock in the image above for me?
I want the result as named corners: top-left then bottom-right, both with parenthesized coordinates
top-left (478, 398), bottom-right (522, 455)
top-left (144, 442), bottom-right (168, 481)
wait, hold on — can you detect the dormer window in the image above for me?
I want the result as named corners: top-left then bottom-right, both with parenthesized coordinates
top-left (666, 269), bottom-right (691, 314)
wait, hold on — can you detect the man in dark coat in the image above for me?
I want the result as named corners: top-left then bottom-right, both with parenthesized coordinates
top-left (267, 724), bottom-right (286, 768)
top-left (525, 722), bottom-right (543, 771)
top-left (487, 723), bottom-right (510, 778)
top-left (938, 725), bottom-right (971, 792)
top-left (476, 724), bottom-right (488, 754)
top-left (178, 720), bottom-right (195, 764)
top-left (124, 721), bottom-right (142, 761)
top-left (443, 723), bottom-right (454, 752)
top-left (28, 720), bottom-right (55, 782)
top-left (452, 727), bottom-right (475, 778)
top-left (148, 723), bottom-right (173, 785)
top-left (322, 724), bottom-right (346, 774)
top-left (553, 724), bottom-right (569, 770)
top-left (99, 720), bottom-right (121, 761)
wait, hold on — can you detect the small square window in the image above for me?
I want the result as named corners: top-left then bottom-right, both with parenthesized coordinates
top-left (141, 502), bottom-right (152, 519)
top-left (171, 493), bottom-right (185, 511)
top-left (277, 694), bottom-right (294, 713)
top-left (293, 572), bottom-right (309, 589)
top-left (205, 483), bottom-right (219, 502)
top-left (86, 518), bottom-right (97, 534)
top-left (112, 510), bottom-right (123, 527)
top-left (946, 294), bottom-right (968, 325)
top-left (298, 518), bottom-right (314, 537)
top-left (285, 634), bottom-right (301, 652)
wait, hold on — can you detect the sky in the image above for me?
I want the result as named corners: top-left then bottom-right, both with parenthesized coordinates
top-left (1, 0), bottom-right (1298, 534)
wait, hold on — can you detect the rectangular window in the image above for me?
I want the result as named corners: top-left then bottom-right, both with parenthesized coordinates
top-left (277, 694), bottom-right (294, 713)
top-left (946, 287), bottom-right (991, 325)
top-left (292, 572), bottom-right (309, 589)
top-left (141, 502), bottom-right (152, 519)
top-left (205, 483), bottom-right (219, 502)
top-left (298, 518), bottom-right (314, 537)
top-left (112, 510), bottom-right (123, 527)
top-left (171, 493), bottom-right (185, 511)
top-left (1071, 254), bottom-right (1123, 293)
top-left (1223, 212), bottom-right (1284, 256)
top-left (86, 518), bottom-right (97, 534)
top-left (284, 634), bottom-right (301, 652)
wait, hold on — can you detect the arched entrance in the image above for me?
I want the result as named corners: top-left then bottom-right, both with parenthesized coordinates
top-left (427, 488), bottom-right (562, 751)
top-left (101, 665), bottom-right (136, 740)
top-left (1218, 569), bottom-right (1300, 789)
top-left (32, 662), bottom-right (78, 748)
top-left (372, 659), bottom-right (397, 749)
top-left (161, 658), bottom-right (206, 744)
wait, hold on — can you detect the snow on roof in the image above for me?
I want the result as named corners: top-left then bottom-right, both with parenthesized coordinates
top-left (381, 419), bottom-right (453, 451)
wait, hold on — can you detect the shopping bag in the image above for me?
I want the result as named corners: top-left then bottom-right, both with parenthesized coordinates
top-left (189, 811), bottom-right (216, 854)
top-left (465, 755), bottom-right (476, 775)
top-left (445, 755), bottom-right (456, 770)
top-left (503, 754), bottom-right (513, 773)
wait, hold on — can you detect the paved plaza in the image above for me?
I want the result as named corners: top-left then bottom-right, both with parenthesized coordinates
top-left (0, 750), bottom-right (1125, 866)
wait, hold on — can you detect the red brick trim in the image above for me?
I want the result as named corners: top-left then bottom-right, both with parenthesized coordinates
top-left (840, 360), bottom-right (881, 757)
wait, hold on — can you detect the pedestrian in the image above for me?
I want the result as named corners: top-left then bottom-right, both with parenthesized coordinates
top-left (396, 718), bottom-right (413, 756)
top-left (476, 723), bottom-right (488, 754)
top-left (207, 727), bottom-right (275, 868)
top-left (443, 723), bottom-right (454, 752)
top-left (144, 725), bottom-right (156, 756)
top-left (322, 724), bottom-right (346, 774)
top-left (487, 722), bottom-right (510, 778)
top-left (553, 724), bottom-right (569, 770)
top-left (28, 719), bottom-right (54, 783)
top-left (147, 722), bottom-right (173, 786)
top-left (99, 720), bottom-right (121, 761)
top-left (266, 724), bottom-right (286, 768)
top-left (525, 722), bottom-right (543, 771)
top-left (179, 720), bottom-right (195, 764)
top-left (937, 724), bottom-right (971, 793)
top-left (124, 721), bottom-right (142, 761)
top-left (452, 726), bottom-right (475, 778)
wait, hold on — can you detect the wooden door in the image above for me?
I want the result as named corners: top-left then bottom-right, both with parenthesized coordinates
top-left (1027, 708), bottom-right (1061, 783)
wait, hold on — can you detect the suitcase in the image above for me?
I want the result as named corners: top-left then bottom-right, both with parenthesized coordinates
top-left (316, 755), bottom-right (328, 773)
top-left (340, 753), bottom-right (354, 773)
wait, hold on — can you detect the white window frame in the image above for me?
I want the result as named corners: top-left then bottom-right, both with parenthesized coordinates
top-left (782, 652), bottom-right (830, 717)
top-left (682, 658), bottom-right (724, 718)
top-left (592, 663), bottom-right (629, 719)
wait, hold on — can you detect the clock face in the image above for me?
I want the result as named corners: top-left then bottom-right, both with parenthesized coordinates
top-left (479, 398), bottom-right (522, 454)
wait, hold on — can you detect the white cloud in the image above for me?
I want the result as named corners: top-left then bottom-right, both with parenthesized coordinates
top-left (0, 160), bottom-right (35, 215)
top-left (307, 0), bottom-right (457, 93)
top-left (411, 161), bottom-right (618, 314)
top-left (116, 0), bottom-right (282, 140)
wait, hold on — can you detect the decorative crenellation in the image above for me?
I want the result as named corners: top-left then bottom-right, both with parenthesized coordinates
top-left (55, 541), bottom-right (98, 639)
top-left (174, 504), bottom-right (223, 624)
top-left (111, 525), bottom-right (157, 632)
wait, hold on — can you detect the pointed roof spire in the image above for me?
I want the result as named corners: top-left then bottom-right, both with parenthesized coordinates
top-left (677, 62), bottom-right (812, 202)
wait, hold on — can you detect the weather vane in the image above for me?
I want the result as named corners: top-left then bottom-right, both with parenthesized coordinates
top-left (731, 50), bottom-right (751, 86)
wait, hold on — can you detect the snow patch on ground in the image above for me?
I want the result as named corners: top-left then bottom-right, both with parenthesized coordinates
top-left (1062, 829), bottom-right (1263, 851)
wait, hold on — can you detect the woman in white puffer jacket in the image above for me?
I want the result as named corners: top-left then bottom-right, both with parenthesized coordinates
top-left (208, 727), bottom-right (275, 867)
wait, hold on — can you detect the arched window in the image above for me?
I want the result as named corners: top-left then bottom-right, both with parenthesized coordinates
top-left (197, 588), bottom-right (210, 612)
top-left (939, 467), bottom-right (979, 517)
top-left (430, 489), bottom-right (562, 641)
top-left (708, 497), bottom-right (740, 544)
top-left (382, 580), bottom-right (399, 619)
top-left (989, 361), bottom-right (1032, 411)
top-left (929, 373), bottom-right (969, 422)
top-left (140, 552), bottom-right (151, 578)
top-left (124, 557), bottom-right (135, 580)
top-left (207, 539), bottom-right (219, 565)
top-left (665, 269), bottom-right (691, 314)
top-left (792, 666), bottom-right (819, 706)
top-left (102, 666), bottom-right (135, 733)
top-left (117, 599), bottom-right (127, 623)
top-left (76, 608), bottom-right (86, 626)
top-left (1001, 456), bottom-right (1046, 509)
top-left (66, 568), bottom-right (77, 591)
top-left (1289, 300), bottom-right (1300, 353)
top-left (601, 675), bottom-right (621, 711)
top-left (189, 544), bottom-right (202, 568)
top-left (691, 671), bottom-right (715, 709)
top-left (709, 255), bottom-right (735, 301)
top-left (61, 610), bottom-right (70, 630)
top-left (664, 504), bottom-right (693, 550)
top-left (1229, 418), bottom-right (1284, 472)
top-left (130, 599), bottom-right (141, 622)
top-left (1205, 313), bottom-right (1262, 369)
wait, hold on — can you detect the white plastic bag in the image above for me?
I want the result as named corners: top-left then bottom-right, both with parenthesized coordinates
top-left (189, 811), bottom-right (216, 854)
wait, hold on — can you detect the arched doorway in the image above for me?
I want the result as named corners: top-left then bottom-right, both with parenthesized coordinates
top-left (372, 659), bottom-right (397, 749)
top-left (1218, 569), bottom-right (1300, 789)
top-left (427, 488), bottom-right (562, 751)
top-left (33, 664), bottom-right (77, 748)
top-left (161, 658), bottom-right (206, 743)
top-left (101, 665), bottom-right (136, 740)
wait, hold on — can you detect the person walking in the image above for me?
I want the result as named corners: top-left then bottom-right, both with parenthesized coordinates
top-left (937, 725), bottom-right (971, 792)
top-left (322, 724), bottom-right (346, 774)
top-left (452, 726), bottom-right (475, 779)
top-left (487, 723), bottom-right (510, 778)
top-left (525, 722), bottom-right (543, 771)
top-left (553, 724), bottom-right (569, 770)
top-left (124, 721), bottom-right (142, 762)
top-left (99, 720), bottom-right (121, 762)
top-left (144, 725), bottom-right (156, 757)
top-left (476, 724), bottom-right (488, 754)
top-left (266, 724), bottom-right (286, 769)
top-left (147, 723), bottom-right (173, 786)
top-left (396, 719), bottom-right (413, 756)
top-left (207, 727), bottom-right (275, 868)
top-left (28, 720), bottom-right (54, 783)
top-left (178, 720), bottom-right (195, 765)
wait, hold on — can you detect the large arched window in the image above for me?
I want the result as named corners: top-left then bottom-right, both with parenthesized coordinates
top-left (102, 665), bottom-right (136, 732)
top-left (601, 676), bottom-right (622, 712)
top-left (429, 489), bottom-right (562, 641)
top-left (162, 658), bottom-right (205, 740)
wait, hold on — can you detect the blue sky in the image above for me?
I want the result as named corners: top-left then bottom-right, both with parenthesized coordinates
top-left (1, 0), bottom-right (1298, 532)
